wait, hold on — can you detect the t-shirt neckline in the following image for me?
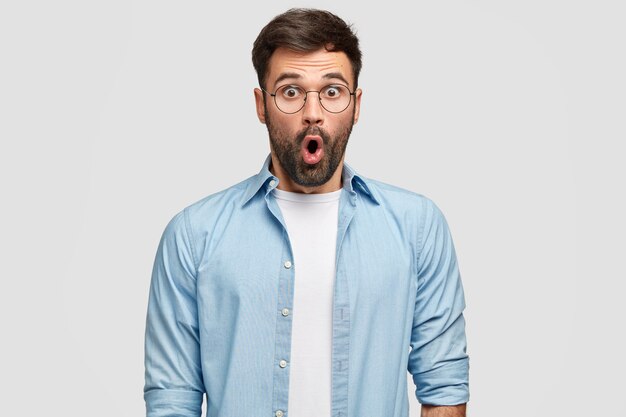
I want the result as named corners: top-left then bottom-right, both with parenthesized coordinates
top-left (272, 187), bottom-right (343, 203)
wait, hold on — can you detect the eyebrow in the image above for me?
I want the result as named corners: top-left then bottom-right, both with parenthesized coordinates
top-left (273, 72), bottom-right (302, 87)
top-left (322, 72), bottom-right (350, 86)
top-left (272, 71), bottom-right (351, 88)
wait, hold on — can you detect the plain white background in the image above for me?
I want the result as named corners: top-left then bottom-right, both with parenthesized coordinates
top-left (1, 1), bottom-right (624, 416)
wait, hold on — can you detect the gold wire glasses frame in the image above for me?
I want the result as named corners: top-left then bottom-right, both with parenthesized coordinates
top-left (261, 84), bottom-right (356, 114)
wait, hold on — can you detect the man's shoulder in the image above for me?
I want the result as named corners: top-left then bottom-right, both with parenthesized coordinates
top-left (357, 175), bottom-right (452, 246)
top-left (359, 175), bottom-right (439, 212)
top-left (159, 174), bottom-right (257, 236)
top-left (181, 174), bottom-right (256, 217)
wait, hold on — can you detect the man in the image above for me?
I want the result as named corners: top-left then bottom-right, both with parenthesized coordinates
top-left (144, 8), bottom-right (469, 417)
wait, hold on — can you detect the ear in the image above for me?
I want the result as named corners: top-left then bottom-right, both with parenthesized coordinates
top-left (254, 88), bottom-right (266, 124)
top-left (353, 88), bottom-right (362, 124)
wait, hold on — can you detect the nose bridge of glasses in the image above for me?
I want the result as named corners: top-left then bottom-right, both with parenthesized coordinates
top-left (304, 90), bottom-right (324, 102)
top-left (302, 90), bottom-right (324, 112)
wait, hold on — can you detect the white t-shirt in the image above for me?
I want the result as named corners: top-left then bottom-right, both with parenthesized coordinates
top-left (272, 186), bottom-right (342, 417)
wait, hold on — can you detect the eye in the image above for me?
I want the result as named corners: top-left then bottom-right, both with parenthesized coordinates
top-left (322, 85), bottom-right (344, 99)
top-left (279, 85), bottom-right (303, 99)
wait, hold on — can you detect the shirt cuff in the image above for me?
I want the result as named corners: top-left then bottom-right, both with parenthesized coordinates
top-left (144, 389), bottom-right (204, 417)
top-left (413, 357), bottom-right (469, 406)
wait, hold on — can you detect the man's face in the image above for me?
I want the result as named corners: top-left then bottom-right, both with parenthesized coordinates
top-left (254, 47), bottom-right (362, 189)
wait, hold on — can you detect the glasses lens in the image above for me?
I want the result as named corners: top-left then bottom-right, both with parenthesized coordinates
top-left (319, 85), bottom-right (351, 113)
top-left (273, 85), bottom-right (352, 114)
top-left (274, 85), bottom-right (306, 114)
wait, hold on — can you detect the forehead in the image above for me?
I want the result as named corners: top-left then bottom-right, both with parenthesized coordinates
top-left (266, 47), bottom-right (354, 88)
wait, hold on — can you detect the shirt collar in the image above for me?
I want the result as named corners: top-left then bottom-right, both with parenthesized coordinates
top-left (240, 153), bottom-right (380, 207)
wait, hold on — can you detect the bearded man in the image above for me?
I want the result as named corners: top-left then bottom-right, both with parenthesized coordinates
top-left (144, 8), bottom-right (470, 417)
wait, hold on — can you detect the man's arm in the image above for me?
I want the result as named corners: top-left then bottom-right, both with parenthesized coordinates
top-left (144, 209), bottom-right (205, 417)
top-left (408, 198), bottom-right (469, 407)
top-left (421, 404), bottom-right (467, 417)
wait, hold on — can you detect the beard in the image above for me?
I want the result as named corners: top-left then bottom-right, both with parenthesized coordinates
top-left (264, 105), bottom-right (355, 188)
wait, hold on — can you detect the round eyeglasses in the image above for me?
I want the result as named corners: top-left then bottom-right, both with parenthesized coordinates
top-left (261, 84), bottom-right (356, 114)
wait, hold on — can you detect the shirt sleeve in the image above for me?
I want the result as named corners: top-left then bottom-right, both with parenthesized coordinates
top-left (407, 198), bottom-right (470, 406)
top-left (144, 209), bottom-right (205, 417)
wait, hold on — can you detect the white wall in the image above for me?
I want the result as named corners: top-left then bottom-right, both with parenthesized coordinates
top-left (1, 1), bottom-right (624, 416)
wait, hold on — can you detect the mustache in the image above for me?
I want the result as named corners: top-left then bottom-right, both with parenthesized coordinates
top-left (296, 126), bottom-right (330, 146)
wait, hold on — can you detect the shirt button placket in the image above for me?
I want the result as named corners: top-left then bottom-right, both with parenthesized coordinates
top-left (273, 257), bottom-right (293, 417)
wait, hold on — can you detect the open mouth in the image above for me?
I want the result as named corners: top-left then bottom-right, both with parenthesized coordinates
top-left (301, 135), bottom-right (324, 165)
top-left (307, 139), bottom-right (319, 154)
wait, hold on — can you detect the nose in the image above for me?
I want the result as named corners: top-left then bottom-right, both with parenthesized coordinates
top-left (301, 91), bottom-right (324, 126)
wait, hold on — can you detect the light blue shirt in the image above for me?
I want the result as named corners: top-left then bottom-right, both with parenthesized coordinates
top-left (144, 154), bottom-right (469, 417)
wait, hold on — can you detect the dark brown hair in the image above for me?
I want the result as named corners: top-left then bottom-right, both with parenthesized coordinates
top-left (252, 8), bottom-right (362, 89)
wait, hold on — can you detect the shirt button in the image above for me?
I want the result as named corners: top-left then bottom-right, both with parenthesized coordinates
top-left (279, 360), bottom-right (287, 368)
top-left (283, 260), bottom-right (292, 269)
top-left (275, 410), bottom-right (284, 417)
top-left (281, 308), bottom-right (290, 317)
top-left (269, 179), bottom-right (276, 187)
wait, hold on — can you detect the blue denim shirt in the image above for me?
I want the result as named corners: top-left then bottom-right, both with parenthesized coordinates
top-left (144, 154), bottom-right (469, 417)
